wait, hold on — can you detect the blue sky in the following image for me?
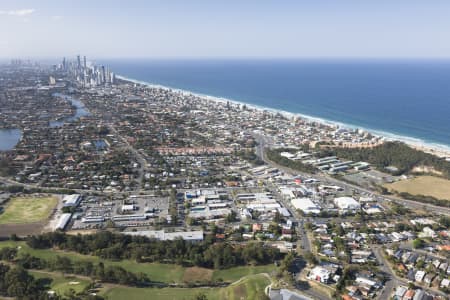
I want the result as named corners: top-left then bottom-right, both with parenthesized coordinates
top-left (1, 0), bottom-right (450, 59)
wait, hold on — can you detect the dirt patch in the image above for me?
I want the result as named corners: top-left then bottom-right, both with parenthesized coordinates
top-left (182, 267), bottom-right (213, 283)
top-left (66, 229), bottom-right (99, 236)
top-left (0, 221), bottom-right (45, 237)
top-left (412, 165), bottom-right (443, 176)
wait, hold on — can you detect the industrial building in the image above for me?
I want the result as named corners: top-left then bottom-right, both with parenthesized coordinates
top-left (291, 198), bottom-right (321, 214)
top-left (55, 213), bottom-right (72, 230)
top-left (63, 194), bottom-right (82, 207)
top-left (124, 230), bottom-right (204, 242)
top-left (334, 197), bottom-right (361, 211)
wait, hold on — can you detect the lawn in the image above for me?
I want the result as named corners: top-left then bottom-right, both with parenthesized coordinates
top-left (384, 175), bottom-right (450, 200)
top-left (100, 274), bottom-right (271, 300)
top-left (30, 270), bottom-right (92, 295)
top-left (0, 195), bottom-right (58, 224)
top-left (0, 241), bottom-right (276, 286)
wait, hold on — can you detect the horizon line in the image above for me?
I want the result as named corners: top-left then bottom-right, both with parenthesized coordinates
top-left (3, 56), bottom-right (450, 61)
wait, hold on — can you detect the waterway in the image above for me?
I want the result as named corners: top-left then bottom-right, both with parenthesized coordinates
top-left (0, 94), bottom-right (90, 151)
top-left (49, 93), bottom-right (90, 127)
top-left (0, 128), bottom-right (22, 151)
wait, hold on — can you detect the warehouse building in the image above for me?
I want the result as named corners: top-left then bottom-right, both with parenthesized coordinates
top-left (55, 213), bottom-right (72, 230)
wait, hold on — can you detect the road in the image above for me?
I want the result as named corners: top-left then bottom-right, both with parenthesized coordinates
top-left (108, 124), bottom-right (148, 191)
top-left (253, 133), bottom-right (312, 251)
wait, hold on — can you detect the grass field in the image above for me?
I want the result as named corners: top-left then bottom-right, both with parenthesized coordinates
top-left (100, 274), bottom-right (270, 300)
top-left (0, 241), bottom-right (277, 285)
top-left (0, 195), bottom-right (58, 224)
top-left (30, 270), bottom-right (91, 295)
top-left (384, 176), bottom-right (450, 200)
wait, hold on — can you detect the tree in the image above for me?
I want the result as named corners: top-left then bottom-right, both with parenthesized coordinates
top-left (194, 293), bottom-right (208, 300)
top-left (273, 211), bottom-right (283, 223)
top-left (226, 211), bottom-right (238, 223)
top-left (280, 252), bottom-right (295, 273)
top-left (412, 238), bottom-right (425, 249)
top-left (4, 266), bottom-right (34, 298)
top-left (304, 251), bottom-right (318, 265)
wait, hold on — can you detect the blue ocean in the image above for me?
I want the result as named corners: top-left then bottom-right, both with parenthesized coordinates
top-left (103, 59), bottom-right (450, 149)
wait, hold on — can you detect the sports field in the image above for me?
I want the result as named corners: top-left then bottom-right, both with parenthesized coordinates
top-left (0, 195), bottom-right (58, 224)
top-left (384, 176), bottom-right (450, 200)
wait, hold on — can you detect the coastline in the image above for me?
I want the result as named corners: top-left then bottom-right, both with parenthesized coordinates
top-left (117, 75), bottom-right (450, 158)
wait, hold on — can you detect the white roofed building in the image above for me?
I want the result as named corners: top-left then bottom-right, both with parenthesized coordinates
top-left (334, 197), bottom-right (360, 212)
top-left (63, 194), bottom-right (81, 207)
top-left (291, 198), bottom-right (321, 215)
top-left (124, 230), bottom-right (204, 242)
top-left (55, 213), bottom-right (72, 230)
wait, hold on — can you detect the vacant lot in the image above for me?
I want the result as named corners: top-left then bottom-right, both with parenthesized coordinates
top-left (183, 266), bottom-right (213, 283)
top-left (384, 176), bottom-right (450, 200)
top-left (0, 195), bottom-right (58, 225)
top-left (212, 264), bottom-right (276, 282)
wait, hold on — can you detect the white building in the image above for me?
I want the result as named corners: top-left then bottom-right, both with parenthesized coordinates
top-left (419, 227), bottom-right (437, 239)
top-left (121, 204), bottom-right (136, 212)
top-left (291, 198), bottom-right (321, 214)
top-left (308, 266), bottom-right (331, 283)
top-left (415, 270), bottom-right (426, 282)
top-left (334, 197), bottom-right (360, 211)
top-left (125, 230), bottom-right (204, 242)
top-left (55, 213), bottom-right (72, 230)
top-left (63, 194), bottom-right (81, 207)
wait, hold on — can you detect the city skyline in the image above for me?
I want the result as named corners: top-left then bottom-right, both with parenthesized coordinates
top-left (1, 0), bottom-right (450, 59)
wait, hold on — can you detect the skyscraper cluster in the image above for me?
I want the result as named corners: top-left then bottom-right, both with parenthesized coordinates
top-left (59, 55), bottom-right (115, 87)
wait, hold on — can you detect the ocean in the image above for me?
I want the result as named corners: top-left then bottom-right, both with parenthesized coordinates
top-left (103, 59), bottom-right (450, 150)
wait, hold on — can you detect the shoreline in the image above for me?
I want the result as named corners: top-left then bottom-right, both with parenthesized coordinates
top-left (116, 75), bottom-right (450, 158)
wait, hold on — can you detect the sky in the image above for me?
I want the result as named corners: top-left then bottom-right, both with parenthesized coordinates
top-left (1, 0), bottom-right (450, 59)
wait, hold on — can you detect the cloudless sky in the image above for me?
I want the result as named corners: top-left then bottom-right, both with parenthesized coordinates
top-left (1, 0), bottom-right (450, 59)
